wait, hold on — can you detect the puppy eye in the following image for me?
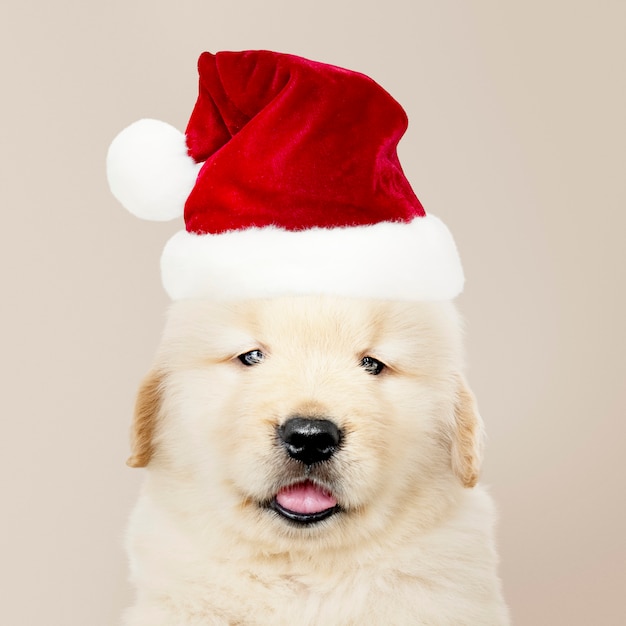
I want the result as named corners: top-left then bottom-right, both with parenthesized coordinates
top-left (360, 356), bottom-right (385, 375)
top-left (238, 350), bottom-right (265, 367)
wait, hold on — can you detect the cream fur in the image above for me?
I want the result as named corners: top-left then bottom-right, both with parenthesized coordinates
top-left (123, 296), bottom-right (508, 625)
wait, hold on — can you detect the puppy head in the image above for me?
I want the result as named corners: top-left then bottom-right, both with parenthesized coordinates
top-left (129, 296), bottom-right (484, 550)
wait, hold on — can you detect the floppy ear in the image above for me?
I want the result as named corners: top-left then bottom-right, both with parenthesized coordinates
top-left (450, 374), bottom-right (484, 488)
top-left (126, 369), bottom-right (163, 468)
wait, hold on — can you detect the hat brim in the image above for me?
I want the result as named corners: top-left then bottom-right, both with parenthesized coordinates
top-left (160, 215), bottom-right (464, 301)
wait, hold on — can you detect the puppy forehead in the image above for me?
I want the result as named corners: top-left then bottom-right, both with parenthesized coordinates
top-left (162, 296), bottom-right (459, 358)
top-left (253, 297), bottom-right (458, 345)
top-left (162, 299), bottom-right (257, 356)
top-left (166, 296), bottom-right (370, 332)
top-left (255, 297), bottom-right (381, 345)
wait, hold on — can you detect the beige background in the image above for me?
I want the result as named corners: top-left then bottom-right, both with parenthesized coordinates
top-left (1, 1), bottom-right (624, 624)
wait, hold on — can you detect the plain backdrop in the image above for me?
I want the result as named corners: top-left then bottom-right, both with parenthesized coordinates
top-left (1, 1), bottom-right (624, 625)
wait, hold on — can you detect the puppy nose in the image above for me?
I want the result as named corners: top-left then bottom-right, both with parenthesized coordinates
top-left (278, 417), bottom-right (342, 466)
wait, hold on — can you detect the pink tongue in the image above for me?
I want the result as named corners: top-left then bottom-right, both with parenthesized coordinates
top-left (276, 481), bottom-right (337, 514)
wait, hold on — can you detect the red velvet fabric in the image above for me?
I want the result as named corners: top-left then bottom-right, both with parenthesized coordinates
top-left (184, 51), bottom-right (425, 235)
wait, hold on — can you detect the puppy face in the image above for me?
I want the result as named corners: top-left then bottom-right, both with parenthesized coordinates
top-left (132, 297), bottom-right (482, 552)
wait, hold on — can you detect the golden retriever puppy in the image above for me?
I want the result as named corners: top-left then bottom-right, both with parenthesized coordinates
top-left (122, 296), bottom-right (509, 625)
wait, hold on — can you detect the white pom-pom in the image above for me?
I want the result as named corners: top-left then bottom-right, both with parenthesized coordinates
top-left (106, 119), bottom-right (203, 221)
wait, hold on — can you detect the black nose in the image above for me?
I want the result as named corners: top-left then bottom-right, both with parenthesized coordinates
top-left (278, 417), bottom-right (342, 466)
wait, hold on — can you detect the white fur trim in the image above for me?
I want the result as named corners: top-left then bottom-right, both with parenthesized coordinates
top-left (106, 119), bottom-right (202, 221)
top-left (160, 216), bottom-right (464, 301)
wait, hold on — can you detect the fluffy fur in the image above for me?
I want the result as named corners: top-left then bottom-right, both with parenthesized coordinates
top-left (123, 296), bottom-right (508, 625)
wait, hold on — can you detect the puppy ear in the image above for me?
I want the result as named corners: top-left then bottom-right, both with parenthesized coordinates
top-left (127, 369), bottom-right (163, 468)
top-left (450, 374), bottom-right (484, 488)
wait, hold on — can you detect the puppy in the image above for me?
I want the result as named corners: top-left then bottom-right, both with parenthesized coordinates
top-left (122, 296), bottom-right (509, 625)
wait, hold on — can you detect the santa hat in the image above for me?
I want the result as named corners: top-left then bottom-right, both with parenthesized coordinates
top-left (106, 50), bottom-right (464, 301)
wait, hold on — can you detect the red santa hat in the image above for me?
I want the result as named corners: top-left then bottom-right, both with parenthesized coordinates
top-left (107, 50), bottom-right (464, 301)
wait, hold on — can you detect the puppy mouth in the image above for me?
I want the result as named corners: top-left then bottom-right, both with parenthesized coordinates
top-left (268, 480), bottom-right (340, 525)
